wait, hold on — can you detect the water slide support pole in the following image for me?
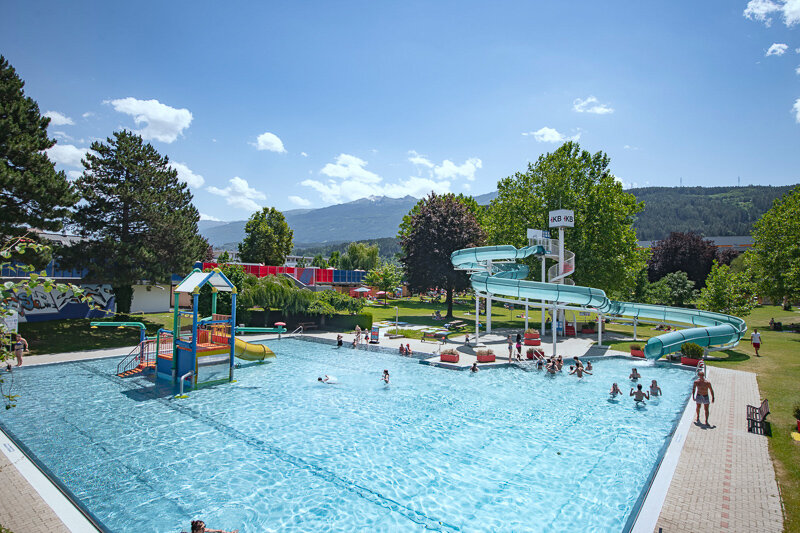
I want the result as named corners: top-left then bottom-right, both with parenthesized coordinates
top-left (558, 226), bottom-right (565, 326)
top-left (552, 304), bottom-right (558, 356)
top-left (474, 293), bottom-right (480, 345)
top-left (540, 257), bottom-right (546, 333)
top-left (524, 300), bottom-right (529, 331)
top-left (486, 259), bottom-right (492, 334)
top-left (597, 314), bottom-right (603, 346)
top-left (633, 318), bottom-right (638, 341)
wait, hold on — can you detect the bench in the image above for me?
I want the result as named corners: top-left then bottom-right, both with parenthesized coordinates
top-left (444, 320), bottom-right (465, 330)
top-left (298, 322), bottom-right (317, 330)
top-left (746, 398), bottom-right (770, 435)
top-left (422, 330), bottom-right (449, 342)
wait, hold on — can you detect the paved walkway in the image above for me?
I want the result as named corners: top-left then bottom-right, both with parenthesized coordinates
top-left (654, 366), bottom-right (783, 533)
top-left (0, 451), bottom-right (70, 532)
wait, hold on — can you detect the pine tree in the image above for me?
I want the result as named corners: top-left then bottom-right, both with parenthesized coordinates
top-left (0, 55), bottom-right (77, 238)
top-left (67, 130), bottom-right (205, 313)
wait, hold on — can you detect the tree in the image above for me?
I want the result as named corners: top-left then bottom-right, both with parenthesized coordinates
top-left (484, 142), bottom-right (644, 295)
top-left (217, 250), bottom-right (231, 264)
top-left (238, 207), bottom-right (293, 266)
top-left (749, 186), bottom-right (800, 309)
top-left (311, 254), bottom-right (329, 268)
top-left (339, 242), bottom-right (380, 271)
top-left (68, 130), bottom-right (206, 313)
top-left (648, 232), bottom-right (718, 288)
top-left (328, 251), bottom-right (340, 268)
top-left (400, 193), bottom-right (486, 318)
top-left (646, 271), bottom-right (697, 307)
top-left (0, 56), bottom-right (77, 239)
top-left (399, 193), bottom-right (485, 241)
top-left (365, 261), bottom-right (403, 303)
top-left (202, 245), bottom-right (215, 262)
top-left (295, 257), bottom-right (308, 268)
top-left (698, 261), bottom-right (756, 317)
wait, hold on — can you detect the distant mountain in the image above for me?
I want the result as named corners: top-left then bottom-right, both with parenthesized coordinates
top-left (198, 185), bottom-right (797, 249)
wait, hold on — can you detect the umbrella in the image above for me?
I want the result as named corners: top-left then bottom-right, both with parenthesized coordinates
top-left (274, 322), bottom-right (286, 326)
top-left (376, 291), bottom-right (386, 295)
top-left (353, 287), bottom-right (370, 292)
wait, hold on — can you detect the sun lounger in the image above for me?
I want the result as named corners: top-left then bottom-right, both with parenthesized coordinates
top-left (746, 398), bottom-right (770, 434)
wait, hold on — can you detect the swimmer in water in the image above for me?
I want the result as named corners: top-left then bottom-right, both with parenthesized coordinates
top-left (649, 380), bottom-right (662, 397)
top-left (630, 383), bottom-right (649, 403)
top-left (629, 368), bottom-right (641, 380)
top-left (317, 375), bottom-right (338, 384)
top-left (609, 382), bottom-right (622, 397)
top-left (382, 369), bottom-right (390, 384)
top-left (336, 334), bottom-right (343, 348)
top-left (471, 362), bottom-right (479, 373)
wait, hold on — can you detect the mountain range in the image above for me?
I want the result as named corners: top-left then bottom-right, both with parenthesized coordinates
top-left (198, 186), bottom-right (794, 249)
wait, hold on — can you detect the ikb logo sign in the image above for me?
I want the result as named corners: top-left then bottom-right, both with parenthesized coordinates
top-left (549, 209), bottom-right (574, 228)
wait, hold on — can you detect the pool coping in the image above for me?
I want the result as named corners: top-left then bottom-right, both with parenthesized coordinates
top-left (11, 335), bottom-right (698, 532)
top-left (0, 425), bottom-right (108, 532)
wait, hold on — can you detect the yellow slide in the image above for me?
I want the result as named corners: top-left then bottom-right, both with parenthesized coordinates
top-left (234, 338), bottom-right (276, 361)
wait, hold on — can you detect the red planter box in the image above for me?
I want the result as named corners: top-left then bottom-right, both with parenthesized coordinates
top-left (630, 349), bottom-right (645, 358)
top-left (681, 357), bottom-right (701, 367)
top-left (581, 328), bottom-right (595, 334)
top-left (440, 352), bottom-right (459, 363)
top-left (524, 338), bottom-right (541, 346)
top-left (476, 353), bottom-right (495, 363)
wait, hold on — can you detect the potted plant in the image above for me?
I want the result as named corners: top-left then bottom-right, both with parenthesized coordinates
top-left (680, 342), bottom-right (704, 367)
top-left (524, 328), bottom-right (541, 346)
top-left (581, 322), bottom-right (596, 334)
top-left (440, 348), bottom-right (459, 363)
top-left (476, 348), bottom-right (495, 363)
top-left (630, 344), bottom-right (645, 358)
top-left (794, 405), bottom-right (800, 433)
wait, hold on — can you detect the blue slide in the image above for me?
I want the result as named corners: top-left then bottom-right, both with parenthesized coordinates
top-left (451, 245), bottom-right (747, 359)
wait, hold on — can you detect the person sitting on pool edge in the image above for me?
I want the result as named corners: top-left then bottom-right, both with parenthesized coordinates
top-left (629, 368), bottom-right (641, 380)
top-left (399, 344), bottom-right (406, 355)
top-left (189, 520), bottom-right (238, 533)
top-left (630, 383), bottom-right (649, 403)
top-left (405, 344), bottom-right (413, 356)
top-left (649, 380), bottom-right (662, 397)
top-left (336, 334), bottom-right (343, 348)
top-left (609, 383), bottom-right (622, 397)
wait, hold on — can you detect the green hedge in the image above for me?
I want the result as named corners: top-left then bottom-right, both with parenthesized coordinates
top-left (680, 342), bottom-right (704, 358)
top-left (324, 313), bottom-right (373, 331)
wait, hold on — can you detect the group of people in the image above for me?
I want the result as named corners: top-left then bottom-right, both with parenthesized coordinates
top-left (609, 367), bottom-right (663, 404)
top-left (335, 326), bottom-right (373, 349)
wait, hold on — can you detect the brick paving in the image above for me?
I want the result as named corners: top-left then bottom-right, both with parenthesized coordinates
top-left (655, 366), bottom-right (783, 533)
top-left (0, 450), bottom-right (70, 533)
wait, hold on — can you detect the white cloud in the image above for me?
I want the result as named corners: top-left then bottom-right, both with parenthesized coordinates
top-left (107, 97), bottom-right (192, 143)
top-left (82, 112), bottom-right (94, 119)
top-left (321, 153), bottom-right (381, 184)
top-left (207, 177), bottom-right (266, 212)
top-left (45, 143), bottom-right (90, 168)
top-left (766, 43), bottom-right (789, 56)
top-left (44, 111), bottom-right (74, 126)
top-left (169, 162), bottom-right (205, 188)
top-left (67, 170), bottom-right (82, 180)
top-left (572, 96), bottom-right (614, 114)
top-left (254, 132), bottom-right (286, 153)
top-left (793, 98), bottom-right (800, 123)
top-left (796, 65), bottom-right (800, 74)
top-left (614, 176), bottom-right (638, 189)
top-left (199, 213), bottom-right (221, 221)
top-left (623, 144), bottom-right (639, 150)
top-left (523, 127), bottom-right (581, 143)
top-left (433, 158), bottom-right (482, 181)
top-left (744, 0), bottom-right (800, 27)
top-left (408, 150), bottom-right (435, 168)
top-left (288, 195), bottom-right (311, 207)
top-left (300, 152), bottom-right (308, 157)
top-left (52, 131), bottom-right (73, 141)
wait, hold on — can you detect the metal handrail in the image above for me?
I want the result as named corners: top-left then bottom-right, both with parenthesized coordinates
top-left (177, 371), bottom-right (193, 398)
top-left (116, 340), bottom-right (149, 375)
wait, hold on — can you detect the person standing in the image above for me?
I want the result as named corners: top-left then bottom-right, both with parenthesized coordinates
top-left (336, 334), bottom-right (343, 348)
top-left (507, 335), bottom-right (514, 362)
top-left (692, 371), bottom-right (715, 425)
top-left (11, 334), bottom-right (27, 367)
top-left (750, 328), bottom-right (762, 357)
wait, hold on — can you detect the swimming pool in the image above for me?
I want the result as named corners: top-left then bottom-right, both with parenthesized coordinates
top-left (0, 339), bottom-right (693, 532)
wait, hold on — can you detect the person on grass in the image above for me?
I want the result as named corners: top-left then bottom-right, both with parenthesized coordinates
top-left (750, 328), bottom-right (762, 357)
top-left (692, 371), bottom-right (715, 425)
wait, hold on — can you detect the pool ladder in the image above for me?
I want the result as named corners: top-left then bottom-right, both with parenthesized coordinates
top-left (116, 340), bottom-right (157, 377)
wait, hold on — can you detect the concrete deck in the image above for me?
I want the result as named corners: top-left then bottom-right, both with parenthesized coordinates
top-left (0, 331), bottom-right (784, 533)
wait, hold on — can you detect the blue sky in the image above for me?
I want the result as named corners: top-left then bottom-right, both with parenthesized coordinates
top-left (3, 1), bottom-right (799, 221)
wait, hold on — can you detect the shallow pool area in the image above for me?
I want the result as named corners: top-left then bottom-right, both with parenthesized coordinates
top-left (0, 339), bottom-right (694, 532)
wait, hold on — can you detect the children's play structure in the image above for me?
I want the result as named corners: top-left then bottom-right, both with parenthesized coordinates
top-left (451, 209), bottom-right (747, 359)
top-left (105, 269), bottom-right (282, 391)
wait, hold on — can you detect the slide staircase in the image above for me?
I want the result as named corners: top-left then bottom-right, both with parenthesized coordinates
top-left (452, 245), bottom-right (746, 359)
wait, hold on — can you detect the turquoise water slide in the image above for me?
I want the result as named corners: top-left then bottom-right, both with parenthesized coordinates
top-left (451, 245), bottom-right (747, 359)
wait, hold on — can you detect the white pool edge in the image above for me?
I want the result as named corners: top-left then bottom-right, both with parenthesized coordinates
top-left (0, 427), bottom-right (101, 532)
top-left (629, 366), bottom-right (699, 533)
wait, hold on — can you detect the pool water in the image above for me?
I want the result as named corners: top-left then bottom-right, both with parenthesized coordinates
top-left (0, 339), bottom-right (693, 532)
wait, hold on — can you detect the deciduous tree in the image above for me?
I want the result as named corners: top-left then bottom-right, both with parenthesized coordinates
top-left (365, 261), bottom-right (403, 303)
top-left (697, 261), bottom-right (756, 317)
top-left (485, 142), bottom-right (644, 295)
top-left (339, 242), bottom-right (380, 271)
top-left (0, 56), bottom-right (77, 238)
top-left (749, 186), bottom-right (800, 309)
top-left (648, 232), bottom-right (717, 288)
top-left (67, 130), bottom-right (206, 313)
top-left (400, 193), bottom-right (485, 318)
top-left (238, 207), bottom-right (293, 266)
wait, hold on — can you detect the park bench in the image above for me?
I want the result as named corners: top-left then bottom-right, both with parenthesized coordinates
top-left (444, 320), bottom-right (465, 330)
top-left (746, 398), bottom-right (770, 435)
top-left (298, 321), bottom-right (317, 330)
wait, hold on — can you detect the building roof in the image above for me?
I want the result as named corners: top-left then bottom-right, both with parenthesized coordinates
top-left (173, 269), bottom-right (236, 293)
top-left (637, 236), bottom-right (753, 249)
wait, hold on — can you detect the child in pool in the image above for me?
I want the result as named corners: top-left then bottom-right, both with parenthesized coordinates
top-left (609, 382), bottom-right (622, 396)
top-left (649, 380), bottom-right (662, 397)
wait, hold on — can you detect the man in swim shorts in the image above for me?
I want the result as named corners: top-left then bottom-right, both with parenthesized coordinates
top-left (750, 328), bottom-right (762, 357)
top-left (692, 371), bottom-right (715, 425)
top-left (630, 383), bottom-right (649, 403)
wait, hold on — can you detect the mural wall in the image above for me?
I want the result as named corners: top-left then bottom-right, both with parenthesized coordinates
top-left (8, 284), bottom-right (116, 323)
